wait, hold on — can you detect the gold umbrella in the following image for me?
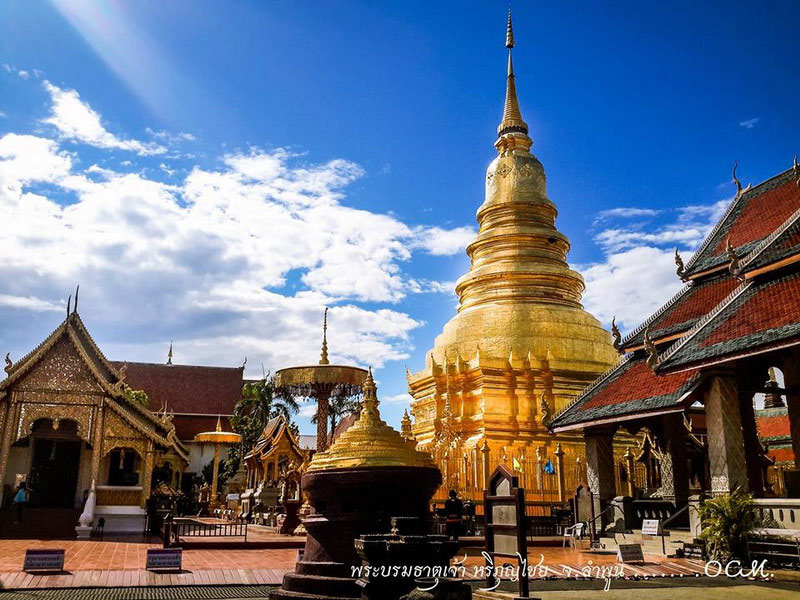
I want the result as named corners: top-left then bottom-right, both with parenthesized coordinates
top-left (194, 416), bottom-right (242, 507)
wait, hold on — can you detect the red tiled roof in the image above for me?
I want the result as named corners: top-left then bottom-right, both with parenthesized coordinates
top-left (712, 180), bottom-right (799, 254)
top-left (686, 171), bottom-right (800, 275)
top-left (112, 361), bottom-right (243, 416)
top-left (660, 271), bottom-right (800, 370)
top-left (756, 409), bottom-right (791, 439)
top-left (581, 361), bottom-right (698, 410)
top-left (173, 415), bottom-right (233, 442)
top-left (549, 356), bottom-right (702, 430)
top-left (699, 276), bottom-right (800, 348)
top-left (623, 276), bottom-right (739, 349)
top-left (768, 446), bottom-right (796, 465)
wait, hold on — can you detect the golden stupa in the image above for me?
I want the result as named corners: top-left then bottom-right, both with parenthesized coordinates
top-left (408, 11), bottom-right (618, 495)
top-left (308, 369), bottom-right (436, 471)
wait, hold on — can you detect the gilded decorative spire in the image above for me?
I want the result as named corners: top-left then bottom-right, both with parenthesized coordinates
top-left (306, 366), bottom-right (435, 471)
top-left (319, 307), bottom-right (329, 365)
top-left (401, 409), bottom-right (414, 440)
top-left (497, 8), bottom-right (529, 142)
top-left (215, 415), bottom-right (222, 432)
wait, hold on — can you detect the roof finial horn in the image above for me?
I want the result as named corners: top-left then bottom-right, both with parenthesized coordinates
top-left (73, 285), bottom-right (79, 314)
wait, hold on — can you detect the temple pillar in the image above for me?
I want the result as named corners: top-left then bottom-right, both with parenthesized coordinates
top-left (585, 427), bottom-right (616, 526)
top-left (738, 375), bottom-right (766, 496)
top-left (659, 413), bottom-right (689, 507)
top-left (704, 374), bottom-right (748, 495)
top-left (90, 402), bottom-right (105, 484)
top-left (554, 443), bottom-right (566, 503)
top-left (141, 441), bottom-right (154, 508)
top-left (781, 355), bottom-right (800, 469)
top-left (623, 446), bottom-right (636, 498)
top-left (0, 399), bottom-right (16, 508)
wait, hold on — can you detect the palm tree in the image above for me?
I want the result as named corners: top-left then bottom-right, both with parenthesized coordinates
top-left (234, 377), bottom-right (299, 448)
top-left (311, 392), bottom-right (361, 441)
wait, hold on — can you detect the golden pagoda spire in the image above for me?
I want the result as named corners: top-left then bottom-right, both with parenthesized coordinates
top-left (319, 307), bottom-right (329, 365)
top-left (496, 8), bottom-right (529, 149)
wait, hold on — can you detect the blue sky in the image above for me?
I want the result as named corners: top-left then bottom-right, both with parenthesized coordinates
top-left (1, 1), bottom-right (798, 433)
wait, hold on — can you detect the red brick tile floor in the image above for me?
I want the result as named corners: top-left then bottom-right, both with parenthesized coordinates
top-left (0, 535), bottom-right (712, 591)
top-left (0, 535), bottom-right (299, 589)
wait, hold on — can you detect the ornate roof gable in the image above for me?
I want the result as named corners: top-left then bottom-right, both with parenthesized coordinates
top-left (1, 311), bottom-right (122, 396)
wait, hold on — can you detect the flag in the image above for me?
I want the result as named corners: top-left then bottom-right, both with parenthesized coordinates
top-left (544, 458), bottom-right (555, 474)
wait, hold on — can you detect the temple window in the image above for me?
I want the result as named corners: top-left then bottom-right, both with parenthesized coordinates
top-left (107, 448), bottom-right (140, 486)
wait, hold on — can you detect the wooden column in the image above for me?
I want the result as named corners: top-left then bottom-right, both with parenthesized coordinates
top-left (480, 439), bottom-right (491, 490)
top-left (554, 443), bottom-right (566, 503)
top-left (660, 413), bottom-right (690, 506)
top-left (585, 428), bottom-right (616, 532)
top-left (705, 374), bottom-right (748, 495)
top-left (90, 402), bottom-right (105, 485)
top-left (781, 355), bottom-right (800, 470)
top-left (0, 399), bottom-right (17, 508)
top-left (141, 441), bottom-right (154, 508)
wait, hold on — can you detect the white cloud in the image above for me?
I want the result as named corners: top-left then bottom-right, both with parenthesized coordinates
top-left (0, 294), bottom-right (62, 312)
top-left (411, 225), bottom-right (474, 256)
top-left (739, 117), bottom-right (760, 129)
top-left (17, 70), bottom-right (30, 80)
top-left (594, 207), bottom-right (660, 224)
top-left (0, 122), bottom-right (471, 374)
top-left (42, 81), bottom-right (166, 155)
top-left (579, 198), bottom-right (731, 332)
top-left (382, 392), bottom-right (413, 405)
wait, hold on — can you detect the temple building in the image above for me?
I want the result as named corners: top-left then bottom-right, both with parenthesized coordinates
top-left (407, 13), bottom-right (619, 499)
top-left (110, 358), bottom-right (244, 490)
top-left (0, 302), bottom-right (243, 534)
top-left (550, 162), bottom-right (800, 522)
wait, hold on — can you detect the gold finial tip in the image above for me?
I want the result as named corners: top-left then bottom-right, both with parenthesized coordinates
top-left (505, 8), bottom-right (514, 49)
top-left (215, 415), bottom-right (222, 432)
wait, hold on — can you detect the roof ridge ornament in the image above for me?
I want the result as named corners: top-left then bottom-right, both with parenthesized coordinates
top-left (674, 248), bottom-right (687, 281)
top-left (643, 328), bottom-right (658, 371)
top-left (73, 285), bottom-right (79, 314)
top-left (611, 316), bottom-right (623, 353)
top-left (794, 154), bottom-right (800, 188)
top-left (4, 352), bottom-right (11, 374)
top-left (733, 161), bottom-right (743, 196)
top-left (167, 341), bottom-right (173, 365)
top-left (725, 237), bottom-right (744, 280)
top-left (732, 161), bottom-right (751, 197)
top-left (66, 294), bottom-right (72, 319)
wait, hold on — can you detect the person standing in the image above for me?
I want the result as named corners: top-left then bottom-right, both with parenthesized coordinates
top-left (444, 489), bottom-right (463, 542)
top-left (12, 482), bottom-right (29, 524)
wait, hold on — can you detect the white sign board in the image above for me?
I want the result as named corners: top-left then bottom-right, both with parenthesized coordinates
top-left (146, 548), bottom-right (182, 571)
top-left (641, 519), bottom-right (660, 536)
top-left (617, 543), bottom-right (645, 563)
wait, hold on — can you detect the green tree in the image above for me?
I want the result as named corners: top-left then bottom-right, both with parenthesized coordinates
top-left (311, 392), bottom-right (361, 440)
top-left (121, 384), bottom-right (150, 408)
top-left (222, 377), bottom-right (300, 482)
top-left (201, 459), bottom-right (227, 492)
top-left (698, 489), bottom-right (772, 560)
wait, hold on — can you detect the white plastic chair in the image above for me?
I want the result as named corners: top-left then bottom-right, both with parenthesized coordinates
top-left (562, 522), bottom-right (585, 548)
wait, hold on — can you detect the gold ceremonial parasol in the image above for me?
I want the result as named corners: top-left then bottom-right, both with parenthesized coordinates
top-left (194, 416), bottom-right (242, 507)
top-left (275, 309), bottom-right (367, 451)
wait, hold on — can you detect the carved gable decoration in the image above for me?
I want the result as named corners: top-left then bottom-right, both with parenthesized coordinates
top-left (16, 402), bottom-right (94, 444)
top-left (16, 336), bottom-right (104, 394)
top-left (103, 408), bottom-right (148, 458)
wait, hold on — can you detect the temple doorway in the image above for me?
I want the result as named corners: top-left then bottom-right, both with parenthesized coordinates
top-left (27, 420), bottom-right (82, 508)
